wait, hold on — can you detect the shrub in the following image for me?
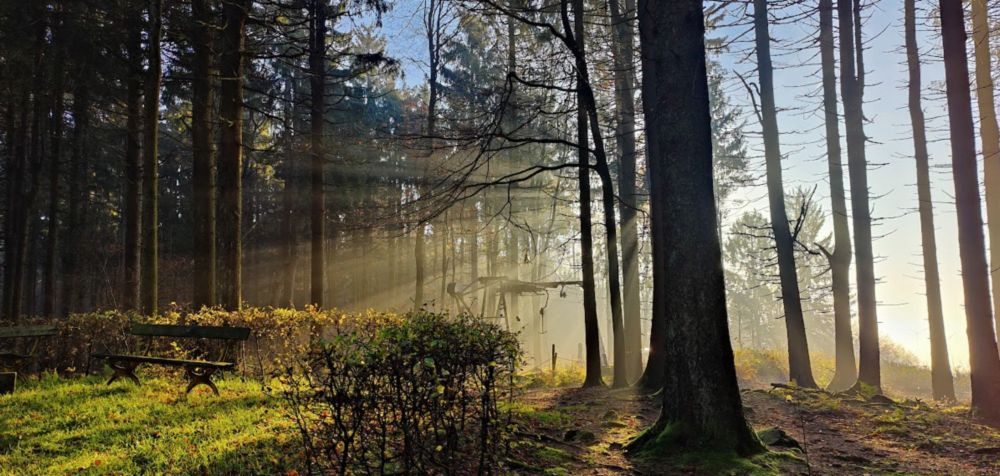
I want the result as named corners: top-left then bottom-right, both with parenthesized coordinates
top-left (21, 306), bottom-right (337, 378)
top-left (279, 311), bottom-right (522, 475)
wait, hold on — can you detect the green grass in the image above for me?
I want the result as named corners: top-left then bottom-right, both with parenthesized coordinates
top-left (502, 401), bottom-right (572, 427)
top-left (0, 373), bottom-right (299, 475)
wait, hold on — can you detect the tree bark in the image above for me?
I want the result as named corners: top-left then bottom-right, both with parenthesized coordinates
top-left (571, 0), bottom-right (604, 389)
top-left (752, 0), bottom-right (817, 389)
top-left (905, 0), bottom-right (955, 401)
top-left (607, 0), bottom-right (642, 384)
top-left (123, 5), bottom-right (142, 311)
top-left (217, 0), bottom-right (250, 311)
top-left (44, 5), bottom-right (65, 317)
top-left (631, 0), bottom-right (762, 454)
top-left (1, 99), bottom-right (26, 321)
top-left (818, 0), bottom-right (857, 392)
top-left (279, 80), bottom-right (298, 308)
top-left (970, 0), bottom-right (1000, 346)
top-left (563, 0), bottom-right (627, 388)
top-left (140, 0), bottom-right (162, 316)
top-left (191, 0), bottom-right (217, 309)
top-left (309, 0), bottom-right (327, 308)
top-left (938, 0), bottom-right (1000, 425)
top-left (61, 62), bottom-right (90, 317)
top-left (837, 0), bottom-right (881, 391)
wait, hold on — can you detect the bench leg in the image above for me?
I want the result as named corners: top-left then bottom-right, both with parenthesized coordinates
top-left (107, 361), bottom-right (141, 386)
top-left (184, 367), bottom-right (219, 396)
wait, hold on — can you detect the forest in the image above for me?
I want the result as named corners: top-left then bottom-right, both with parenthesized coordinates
top-left (2, 0), bottom-right (1000, 474)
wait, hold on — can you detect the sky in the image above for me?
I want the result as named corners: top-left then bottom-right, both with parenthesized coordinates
top-left (720, 0), bottom-right (979, 370)
top-left (369, 0), bottom-right (990, 370)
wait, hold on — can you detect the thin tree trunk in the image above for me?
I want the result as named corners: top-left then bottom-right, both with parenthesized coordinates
top-left (191, 0), bottom-right (216, 309)
top-left (470, 203), bottom-right (479, 284)
top-left (20, 94), bottom-right (45, 319)
top-left (565, 0), bottom-right (627, 388)
top-left (572, 0), bottom-right (603, 388)
top-left (414, 224), bottom-right (426, 310)
top-left (44, 6), bottom-right (65, 317)
top-left (753, 0), bottom-right (817, 389)
top-left (819, 0), bottom-right (857, 392)
top-left (140, 0), bottom-right (162, 315)
top-left (123, 6), bottom-right (142, 311)
top-left (279, 84), bottom-right (297, 308)
top-left (630, 0), bottom-right (762, 453)
top-left (838, 0), bottom-right (881, 391)
top-left (217, 0), bottom-right (250, 311)
top-left (61, 68), bottom-right (90, 317)
top-left (25, 216), bottom-right (41, 316)
top-left (2, 99), bottom-right (25, 320)
top-left (440, 211), bottom-right (449, 310)
top-left (607, 0), bottom-right (642, 384)
top-left (938, 0), bottom-right (1000, 426)
top-left (970, 0), bottom-right (1000, 346)
top-left (3, 96), bottom-right (29, 322)
top-left (905, 0), bottom-right (955, 401)
top-left (309, 0), bottom-right (327, 307)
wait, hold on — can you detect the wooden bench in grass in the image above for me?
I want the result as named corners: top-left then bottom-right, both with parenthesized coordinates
top-left (0, 325), bottom-right (58, 372)
top-left (92, 323), bottom-right (250, 395)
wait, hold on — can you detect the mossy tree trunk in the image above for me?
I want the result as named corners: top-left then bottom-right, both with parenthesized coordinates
top-left (632, 0), bottom-right (762, 454)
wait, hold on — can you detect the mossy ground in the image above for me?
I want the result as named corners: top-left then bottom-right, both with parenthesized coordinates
top-left (0, 373), bottom-right (299, 475)
top-left (507, 367), bottom-right (1000, 475)
top-left (3, 362), bottom-right (999, 475)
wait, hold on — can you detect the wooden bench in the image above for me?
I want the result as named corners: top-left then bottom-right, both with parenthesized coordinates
top-left (0, 324), bottom-right (58, 373)
top-left (92, 323), bottom-right (250, 396)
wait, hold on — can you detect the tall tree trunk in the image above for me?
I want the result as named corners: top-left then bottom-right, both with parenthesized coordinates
top-left (938, 0), bottom-right (1000, 425)
top-left (20, 90), bottom-right (45, 319)
top-left (818, 0), bottom-right (857, 392)
top-left (414, 223), bottom-right (426, 310)
top-left (838, 0), bottom-right (881, 391)
top-left (470, 204), bottom-right (479, 284)
top-left (607, 0), bottom-right (642, 384)
top-left (61, 67), bottom-right (90, 317)
top-left (3, 96), bottom-right (29, 322)
top-left (123, 6), bottom-right (142, 311)
top-left (25, 216), bottom-right (41, 316)
top-left (2, 100), bottom-right (25, 321)
top-left (564, 0), bottom-right (627, 388)
top-left (630, 0), bottom-right (762, 454)
top-left (753, 0), bottom-right (817, 389)
top-left (279, 82), bottom-right (297, 308)
top-left (217, 0), bottom-right (250, 311)
top-left (970, 0), bottom-right (1000, 345)
top-left (140, 0), bottom-right (162, 316)
top-left (440, 211), bottom-right (450, 310)
top-left (309, 0), bottom-right (326, 307)
top-left (905, 0), bottom-right (955, 401)
top-left (572, 0), bottom-right (604, 388)
top-left (191, 0), bottom-right (216, 309)
top-left (44, 5), bottom-right (65, 317)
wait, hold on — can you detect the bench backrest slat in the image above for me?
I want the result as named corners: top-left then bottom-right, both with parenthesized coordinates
top-left (0, 325), bottom-right (59, 338)
top-left (130, 323), bottom-right (250, 341)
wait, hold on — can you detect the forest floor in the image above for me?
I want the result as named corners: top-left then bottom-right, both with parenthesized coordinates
top-left (5, 371), bottom-right (1000, 475)
top-left (508, 384), bottom-right (1000, 475)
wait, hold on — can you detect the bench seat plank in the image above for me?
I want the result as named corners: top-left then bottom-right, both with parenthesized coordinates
top-left (0, 325), bottom-right (58, 338)
top-left (130, 324), bottom-right (250, 340)
top-left (92, 353), bottom-right (234, 369)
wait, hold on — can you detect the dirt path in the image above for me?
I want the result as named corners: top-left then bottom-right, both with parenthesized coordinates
top-left (508, 385), bottom-right (1000, 475)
